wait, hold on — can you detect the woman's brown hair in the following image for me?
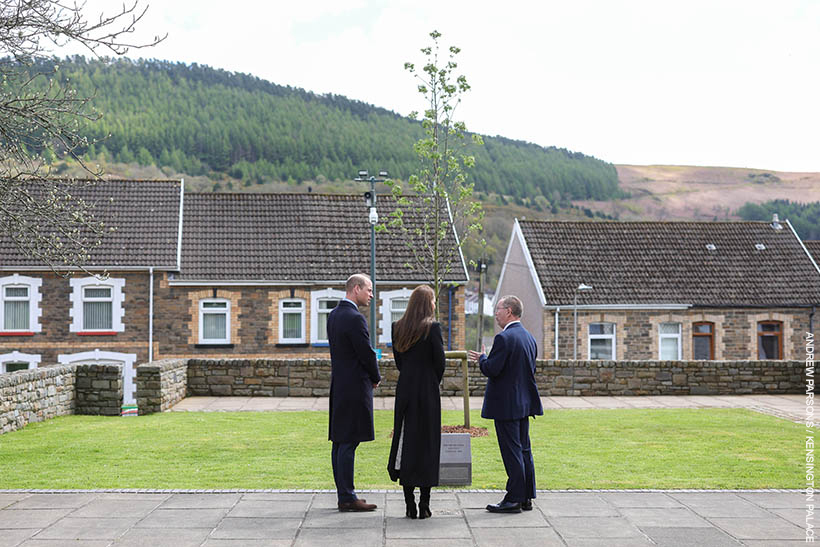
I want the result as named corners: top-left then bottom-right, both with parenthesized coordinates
top-left (392, 285), bottom-right (435, 353)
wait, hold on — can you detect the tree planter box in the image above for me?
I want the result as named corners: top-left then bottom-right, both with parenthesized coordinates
top-left (439, 433), bottom-right (471, 486)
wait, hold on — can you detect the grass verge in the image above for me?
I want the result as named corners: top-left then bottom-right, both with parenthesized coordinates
top-left (0, 408), bottom-right (802, 489)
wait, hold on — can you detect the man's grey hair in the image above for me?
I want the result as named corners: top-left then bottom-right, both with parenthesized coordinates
top-left (345, 273), bottom-right (371, 292)
top-left (497, 295), bottom-right (523, 318)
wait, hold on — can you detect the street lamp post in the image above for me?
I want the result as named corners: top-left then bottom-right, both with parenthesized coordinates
top-left (573, 283), bottom-right (593, 360)
top-left (354, 169), bottom-right (388, 349)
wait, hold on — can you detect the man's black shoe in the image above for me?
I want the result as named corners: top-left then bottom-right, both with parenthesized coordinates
top-left (486, 500), bottom-right (522, 513)
top-left (521, 499), bottom-right (533, 511)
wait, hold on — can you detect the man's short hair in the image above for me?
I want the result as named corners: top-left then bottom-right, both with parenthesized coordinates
top-left (498, 295), bottom-right (523, 318)
top-left (345, 273), bottom-right (371, 293)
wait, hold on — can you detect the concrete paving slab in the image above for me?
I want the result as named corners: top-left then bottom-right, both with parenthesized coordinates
top-left (737, 491), bottom-right (808, 508)
top-left (741, 541), bottom-right (810, 546)
top-left (770, 508), bottom-right (810, 527)
top-left (210, 517), bottom-right (302, 540)
top-left (18, 540), bottom-right (110, 547)
top-left (203, 541), bottom-right (292, 547)
top-left (562, 539), bottom-right (654, 547)
top-left (463, 507), bottom-right (550, 527)
top-left (610, 396), bottom-right (665, 408)
top-left (0, 494), bottom-right (29, 509)
top-left (10, 493), bottom-right (96, 509)
top-left (549, 516), bottom-right (645, 539)
top-left (710, 517), bottom-right (806, 540)
top-left (619, 507), bottom-right (711, 527)
top-left (0, 529), bottom-right (35, 547)
top-left (471, 527), bottom-right (564, 546)
top-left (640, 526), bottom-right (741, 546)
top-left (670, 492), bottom-right (774, 518)
top-left (302, 508), bottom-right (384, 528)
top-left (295, 527), bottom-right (382, 547)
top-left (0, 508), bottom-right (72, 528)
top-left (547, 397), bottom-right (596, 409)
top-left (135, 508), bottom-right (228, 528)
top-left (385, 497), bottom-right (461, 518)
top-left (597, 492), bottom-right (682, 508)
top-left (386, 540), bottom-right (474, 547)
top-left (71, 499), bottom-right (165, 518)
top-left (159, 493), bottom-right (241, 509)
top-left (535, 494), bottom-right (619, 517)
top-left (111, 526), bottom-right (212, 546)
top-left (385, 515), bottom-right (471, 539)
top-left (227, 499), bottom-right (310, 518)
top-left (34, 517), bottom-right (140, 540)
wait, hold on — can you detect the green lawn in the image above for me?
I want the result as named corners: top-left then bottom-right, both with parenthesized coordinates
top-left (0, 409), bottom-right (804, 489)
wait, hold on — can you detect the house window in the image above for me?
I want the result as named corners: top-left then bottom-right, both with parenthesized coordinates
top-left (69, 277), bottom-right (125, 333)
top-left (310, 288), bottom-right (345, 345)
top-left (693, 322), bottom-right (714, 360)
top-left (588, 322), bottom-right (616, 360)
top-left (0, 351), bottom-right (40, 373)
top-left (659, 322), bottom-right (682, 360)
top-left (378, 288), bottom-right (413, 344)
top-left (279, 298), bottom-right (305, 343)
top-left (758, 321), bottom-right (782, 360)
top-left (199, 299), bottom-right (230, 344)
top-left (83, 287), bottom-right (113, 330)
top-left (0, 275), bottom-right (42, 333)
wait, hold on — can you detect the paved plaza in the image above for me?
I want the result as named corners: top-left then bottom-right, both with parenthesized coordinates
top-left (0, 394), bottom-right (809, 545)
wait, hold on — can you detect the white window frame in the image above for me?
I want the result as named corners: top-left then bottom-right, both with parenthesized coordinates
top-left (379, 287), bottom-right (413, 344)
top-left (659, 322), bottom-right (682, 360)
top-left (279, 298), bottom-right (306, 344)
top-left (310, 288), bottom-right (345, 345)
top-left (57, 350), bottom-right (137, 405)
top-left (588, 322), bottom-right (616, 360)
top-left (199, 298), bottom-right (231, 344)
top-left (0, 351), bottom-right (41, 373)
top-left (0, 275), bottom-right (42, 333)
top-left (69, 277), bottom-right (125, 333)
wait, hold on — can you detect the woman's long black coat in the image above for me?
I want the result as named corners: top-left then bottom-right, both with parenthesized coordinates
top-left (387, 321), bottom-right (446, 486)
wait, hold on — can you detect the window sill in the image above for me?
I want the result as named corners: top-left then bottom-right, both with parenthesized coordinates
top-left (276, 343), bottom-right (309, 348)
top-left (311, 342), bottom-right (329, 347)
top-left (0, 331), bottom-right (35, 336)
top-left (77, 331), bottom-right (117, 336)
top-left (195, 344), bottom-right (234, 349)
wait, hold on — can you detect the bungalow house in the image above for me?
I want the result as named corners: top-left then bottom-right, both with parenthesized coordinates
top-left (0, 178), bottom-right (183, 405)
top-left (495, 218), bottom-right (820, 360)
top-left (152, 192), bottom-right (468, 359)
top-left (1, 181), bottom-right (468, 401)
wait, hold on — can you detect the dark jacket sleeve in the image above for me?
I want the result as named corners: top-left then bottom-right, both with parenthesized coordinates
top-left (479, 332), bottom-right (507, 378)
top-left (430, 322), bottom-right (446, 382)
top-left (392, 322), bottom-right (404, 371)
top-left (351, 313), bottom-right (381, 384)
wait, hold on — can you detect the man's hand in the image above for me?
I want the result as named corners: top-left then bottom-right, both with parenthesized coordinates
top-left (468, 344), bottom-right (487, 363)
top-left (373, 381), bottom-right (380, 388)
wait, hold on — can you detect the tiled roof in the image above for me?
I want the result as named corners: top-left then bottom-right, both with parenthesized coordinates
top-left (177, 193), bottom-right (469, 282)
top-left (517, 220), bottom-right (820, 306)
top-left (0, 179), bottom-right (181, 269)
top-left (804, 241), bottom-right (820, 264)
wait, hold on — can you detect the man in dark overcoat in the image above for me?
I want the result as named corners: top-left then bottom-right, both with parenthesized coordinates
top-left (469, 295), bottom-right (543, 513)
top-left (327, 273), bottom-right (381, 512)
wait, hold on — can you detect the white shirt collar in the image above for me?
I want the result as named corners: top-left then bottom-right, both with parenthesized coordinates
top-left (503, 320), bottom-right (521, 331)
top-left (342, 297), bottom-right (358, 310)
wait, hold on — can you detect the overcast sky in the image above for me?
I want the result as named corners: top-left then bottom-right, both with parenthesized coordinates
top-left (70, 0), bottom-right (820, 172)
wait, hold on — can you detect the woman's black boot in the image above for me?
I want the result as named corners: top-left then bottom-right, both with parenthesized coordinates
top-left (418, 486), bottom-right (432, 519)
top-left (403, 484), bottom-right (417, 519)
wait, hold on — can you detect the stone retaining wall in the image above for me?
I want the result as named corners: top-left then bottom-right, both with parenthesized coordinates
top-left (75, 364), bottom-right (124, 416)
top-left (136, 359), bottom-right (188, 414)
top-left (135, 358), bottom-right (805, 413)
top-left (0, 365), bottom-right (76, 434)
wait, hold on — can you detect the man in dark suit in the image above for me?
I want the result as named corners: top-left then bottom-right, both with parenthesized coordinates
top-left (469, 295), bottom-right (543, 514)
top-left (328, 273), bottom-right (381, 512)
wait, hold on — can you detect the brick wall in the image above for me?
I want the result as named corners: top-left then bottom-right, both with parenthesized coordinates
top-left (542, 307), bottom-right (813, 361)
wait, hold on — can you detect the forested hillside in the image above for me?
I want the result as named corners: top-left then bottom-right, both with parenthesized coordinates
top-left (25, 57), bottom-right (620, 202)
top-left (738, 200), bottom-right (820, 240)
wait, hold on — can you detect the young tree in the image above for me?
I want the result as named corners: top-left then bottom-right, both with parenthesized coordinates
top-left (385, 30), bottom-right (484, 320)
top-left (0, 0), bottom-right (164, 272)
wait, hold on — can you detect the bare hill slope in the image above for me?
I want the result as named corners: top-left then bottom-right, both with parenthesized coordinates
top-left (578, 165), bottom-right (820, 220)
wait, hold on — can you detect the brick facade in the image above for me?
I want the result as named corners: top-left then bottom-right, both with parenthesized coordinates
top-left (540, 307), bottom-right (813, 361)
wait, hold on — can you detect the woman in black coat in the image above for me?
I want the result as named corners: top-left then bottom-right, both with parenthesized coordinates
top-left (387, 285), bottom-right (446, 519)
